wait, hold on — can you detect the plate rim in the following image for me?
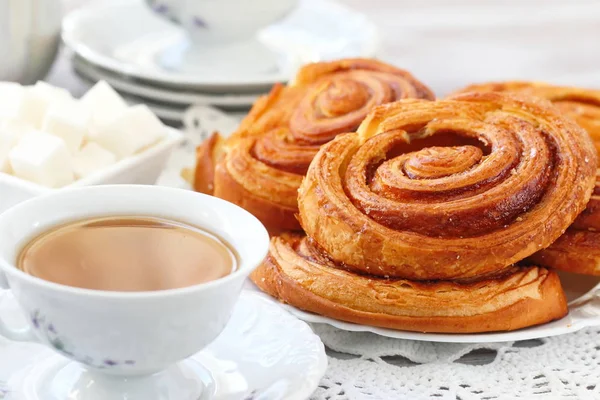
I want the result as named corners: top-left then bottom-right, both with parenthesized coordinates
top-left (62, 0), bottom-right (380, 90)
top-left (236, 290), bottom-right (329, 400)
top-left (72, 55), bottom-right (261, 107)
top-left (246, 281), bottom-right (600, 343)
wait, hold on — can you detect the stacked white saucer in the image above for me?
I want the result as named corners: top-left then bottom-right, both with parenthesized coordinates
top-left (62, 0), bottom-right (379, 123)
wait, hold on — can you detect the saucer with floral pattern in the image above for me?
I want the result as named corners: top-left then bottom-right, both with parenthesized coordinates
top-left (0, 290), bottom-right (327, 400)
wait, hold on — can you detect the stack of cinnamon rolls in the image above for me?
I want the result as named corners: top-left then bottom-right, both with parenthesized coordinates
top-left (194, 58), bottom-right (600, 333)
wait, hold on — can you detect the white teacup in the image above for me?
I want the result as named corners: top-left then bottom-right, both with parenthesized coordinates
top-left (146, 0), bottom-right (299, 44)
top-left (0, 185), bottom-right (269, 399)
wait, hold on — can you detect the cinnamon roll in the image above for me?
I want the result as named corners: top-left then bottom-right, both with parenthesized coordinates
top-left (298, 92), bottom-right (597, 280)
top-left (195, 58), bottom-right (434, 233)
top-left (455, 82), bottom-right (600, 275)
top-left (250, 92), bottom-right (586, 332)
top-left (251, 234), bottom-right (568, 333)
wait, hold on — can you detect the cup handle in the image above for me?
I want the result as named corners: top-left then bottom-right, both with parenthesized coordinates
top-left (0, 272), bottom-right (36, 342)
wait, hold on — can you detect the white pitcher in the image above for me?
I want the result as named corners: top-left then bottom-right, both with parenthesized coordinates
top-left (0, 0), bottom-right (62, 84)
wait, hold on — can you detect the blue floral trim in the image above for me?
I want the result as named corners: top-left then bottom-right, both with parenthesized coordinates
top-left (193, 16), bottom-right (209, 29)
top-left (146, 1), bottom-right (179, 23)
top-left (30, 310), bottom-right (136, 369)
top-left (0, 382), bottom-right (9, 399)
top-left (152, 3), bottom-right (170, 14)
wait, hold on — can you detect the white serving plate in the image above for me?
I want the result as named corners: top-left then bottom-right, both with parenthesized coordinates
top-left (0, 127), bottom-right (183, 215)
top-left (247, 270), bottom-right (600, 343)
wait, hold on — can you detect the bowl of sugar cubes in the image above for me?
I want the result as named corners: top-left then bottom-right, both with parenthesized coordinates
top-left (0, 80), bottom-right (183, 213)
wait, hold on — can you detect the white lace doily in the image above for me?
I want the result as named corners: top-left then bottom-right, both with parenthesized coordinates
top-left (312, 324), bottom-right (600, 400)
top-left (174, 105), bottom-right (600, 400)
top-left (155, 105), bottom-right (243, 189)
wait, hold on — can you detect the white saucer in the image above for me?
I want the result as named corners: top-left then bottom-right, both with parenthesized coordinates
top-left (0, 290), bottom-right (327, 400)
top-left (72, 55), bottom-right (260, 109)
top-left (247, 270), bottom-right (600, 343)
top-left (62, 0), bottom-right (379, 92)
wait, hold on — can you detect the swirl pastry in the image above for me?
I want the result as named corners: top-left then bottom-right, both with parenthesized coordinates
top-left (251, 234), bottom-right (568, 333)
top-left (452, 82), bottom-right (600, 152)
top-left (298, 92), bottom-right (597, 280)
top-left (454, 82), bottom-right (600, 275)
top-left (194, 58), bottom-right (434, 233)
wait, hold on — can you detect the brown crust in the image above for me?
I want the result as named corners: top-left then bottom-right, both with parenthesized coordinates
top-left (451, 81), bottom-right (600, 143)
top-left (531, 173), bottom-right (600, 275)
top-left (293, 57), bottom-right (435, 101)
top-left (193, 132), bottom-right (224, 195)
top-left (214, 159), bottom-right (301, 235)
top-left (251, 235), bottom-right (568, 333)
top-left (453, 82), bottom-right (600, 276)
top-left (298, 93), bottom-right (597, 280)
top-left (232, 83), bottom-right (301, 141)
top-left (530, 230), bottom-right (600, 276)
top-left (198, 58), bottom-right (435, 234)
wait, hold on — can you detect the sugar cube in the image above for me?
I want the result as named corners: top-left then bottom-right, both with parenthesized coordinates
top-left (80, 81), bottom-right (128, 130)
top-left (0, 82), bottom-right (24, 120)
top-left (17, 82), bottom-right (72, 128)
top-left (0, 119), bottom-right (34, 136)
top-left (73, 142), bottom-right (117, 179)
top-left (9, 131), bottom-right (74, 187)
top-left (0, 120), bottom-right (33, 173)
top-left (93, 105), bottom-right (165, 159)
top-left (42, 100), bottom-right (91, 153)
